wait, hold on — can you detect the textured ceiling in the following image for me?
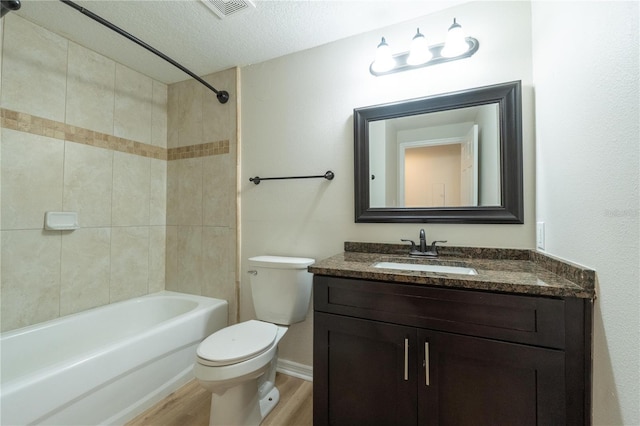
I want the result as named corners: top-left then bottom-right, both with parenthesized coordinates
top-left (13, 0), bottom-right (470, 84)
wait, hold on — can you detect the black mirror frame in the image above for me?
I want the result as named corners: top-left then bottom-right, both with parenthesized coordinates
top-left (354, 81), bottom-right (523, 224)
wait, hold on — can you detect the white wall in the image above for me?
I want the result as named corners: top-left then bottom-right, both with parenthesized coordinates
top-left (241, 1), bottom-right (534, 368)
top-left (532, 2), bottom-right (639, 424)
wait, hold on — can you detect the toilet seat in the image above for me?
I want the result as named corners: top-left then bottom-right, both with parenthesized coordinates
top-left (197, 320), bottom-right (278, 367)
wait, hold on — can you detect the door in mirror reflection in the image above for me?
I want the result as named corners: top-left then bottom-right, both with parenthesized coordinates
top-left (402, 125), bottom-right (477, 207)
top-left (368, 104), bottom-right (501, 208)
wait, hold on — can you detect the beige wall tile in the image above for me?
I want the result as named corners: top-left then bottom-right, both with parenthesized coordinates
top-left (149, 226), bottom-right (166, 294)
top-left (173, 79), bottom-right (203, 148)
top-left (112, 152), bottom-right (151, 226)
top-left (63, 142), bottom-right (113, 227)
top-left (149, 158), bottom-right (167, 225)
top-left (65, 42), bottom-right (116, 135)
top-left (114, 64), bottom-right (152, 144)
top-left (60, 227), bottom-right (111, 316)
top-left (166, 160), bottom-right (179, 226)
top-left (176, 225), bottom-right (202, 295)
top-left (203, 153), bottom-right (234, 227)
top-left (0, 16), bottom-right (183, 333)
top-left (0, 19), bottom-right (237, 332)
top-left (1, 230), bottom-right (61, 331)
top-left (167, 84), bottom-right (180, 149)
top-left (151, 81), bottom-right (168, 148)
top-left (202, 69), bottom-right (236, 143)
top-left (167, 157), bottom-right (203, 226)
top-left (165, 225), bottom-right (178, 291)
top-left (110, 226), bottom-right (149, 302)
top-left (202, 226), bottom-right (236, 324)
top-left (0, 15), bottom-right (67, 122)
top-left (1, 128), bottom-right (64, 230)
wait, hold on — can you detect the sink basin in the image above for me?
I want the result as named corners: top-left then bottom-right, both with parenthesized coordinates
top-left (374, 261), bottom-right (478, 275)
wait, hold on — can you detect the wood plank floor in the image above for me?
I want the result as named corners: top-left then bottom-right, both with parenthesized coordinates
top-left (126, 373), bottom-right (312, 426)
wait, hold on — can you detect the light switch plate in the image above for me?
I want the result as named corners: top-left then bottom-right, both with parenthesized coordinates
top-left (536, 222), bottom-right (545, 250)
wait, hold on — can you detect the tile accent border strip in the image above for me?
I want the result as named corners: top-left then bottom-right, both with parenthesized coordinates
top-left (167, 140), bottom-right (229, 160)
top-left (1, 108), bottom-right (229, 161)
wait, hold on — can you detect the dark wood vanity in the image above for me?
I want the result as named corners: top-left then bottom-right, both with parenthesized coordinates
top-left (310, 243), bottom-right (594, 426)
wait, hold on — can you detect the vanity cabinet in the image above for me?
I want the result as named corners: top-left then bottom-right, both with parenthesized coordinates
top-left (315, 313), bottom-right (418, 425)
top-left (313, 275), bottom-right (592, 426)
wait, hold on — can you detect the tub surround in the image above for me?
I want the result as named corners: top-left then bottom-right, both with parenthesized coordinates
top-left (1, 13), bottom-right (239, 332)
top-left (308, 242), bottom-right (595, 299)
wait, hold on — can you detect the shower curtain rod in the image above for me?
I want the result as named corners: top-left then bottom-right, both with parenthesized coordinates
top-left (59, 0), bottom-right (230, 104)
top-left (1, 0), bottom-right (21, 18)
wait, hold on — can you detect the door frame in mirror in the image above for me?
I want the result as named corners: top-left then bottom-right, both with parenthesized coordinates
top-left (354, 80), bottom-right (523, 223)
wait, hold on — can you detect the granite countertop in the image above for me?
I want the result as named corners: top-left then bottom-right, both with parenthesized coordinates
top-left (308, 242), bottom-right (596, 299)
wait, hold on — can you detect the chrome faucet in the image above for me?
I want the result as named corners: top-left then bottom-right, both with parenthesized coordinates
top-left (402, 228), bottom-right (447, 257)
top-left (419, 228), bottom-right (427, 253)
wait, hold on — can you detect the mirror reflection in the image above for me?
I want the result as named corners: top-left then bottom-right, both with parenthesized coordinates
top-left (354, 80), bottom-right (523, 223)
top-left (369, 104), bottom-right (500, 208)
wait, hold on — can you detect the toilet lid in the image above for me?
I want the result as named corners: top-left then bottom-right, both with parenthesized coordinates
top-left (197, 320), bottom-right (278, 366)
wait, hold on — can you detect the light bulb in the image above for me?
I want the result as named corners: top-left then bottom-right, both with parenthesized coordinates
top-left (407, 28), bottom-right (432, 65)
top-left (441, 18), bottom-right (469, 58)
top-left (371, 37), bottom-right (396, 73)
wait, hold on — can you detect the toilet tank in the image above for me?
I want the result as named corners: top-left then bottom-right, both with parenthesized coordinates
top-left (248, 256), bottom-right (315, 325)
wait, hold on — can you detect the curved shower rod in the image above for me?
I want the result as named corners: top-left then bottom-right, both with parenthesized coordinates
top-left (1, 0), bottom-right (21, 18)
top-left (59, 0), bottom-right (230, 104)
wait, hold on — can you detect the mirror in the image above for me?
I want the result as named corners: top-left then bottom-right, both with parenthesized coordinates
top-left (354, 81), bottom-right (523, 223)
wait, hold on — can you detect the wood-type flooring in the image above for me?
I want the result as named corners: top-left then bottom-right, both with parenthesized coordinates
top-left (126, 373), bottom-right (312, 426)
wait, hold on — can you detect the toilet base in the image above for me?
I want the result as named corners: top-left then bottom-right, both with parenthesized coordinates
top-left (209, 380), bottom-right (258, 426)
top-left (207, 355), bottom-right (281, 426)
top-left (259, 386), bottom-right (280, 419)
top-left (208, 380), bottom-right (281, 426)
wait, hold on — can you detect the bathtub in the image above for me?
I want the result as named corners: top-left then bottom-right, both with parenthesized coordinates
top-left (0, 291), bottom-right (228, 425)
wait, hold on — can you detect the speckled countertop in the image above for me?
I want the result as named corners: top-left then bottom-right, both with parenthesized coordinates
top-left (308, 242), bottom-right (596, 299)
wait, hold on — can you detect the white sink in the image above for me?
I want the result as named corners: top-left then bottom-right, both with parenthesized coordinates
top-left (374, 261), bottom-right (478, 275)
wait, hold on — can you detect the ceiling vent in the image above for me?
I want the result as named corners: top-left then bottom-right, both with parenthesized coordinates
top-left (201, 0), bottom-right (256, 19)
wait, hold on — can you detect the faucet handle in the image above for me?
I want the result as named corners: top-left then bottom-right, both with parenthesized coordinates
top-left (401, 239), bottom-right (417, 251)
top-left (429, 240), bottom-right (448, 254)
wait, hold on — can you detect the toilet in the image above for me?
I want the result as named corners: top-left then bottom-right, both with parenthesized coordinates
top-left (194, 255), bottom-right (315, 426)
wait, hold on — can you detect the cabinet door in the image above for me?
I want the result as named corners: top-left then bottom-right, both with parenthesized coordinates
top-left (418, 330), bottom-right (565, 426)
top-left (314, 312), bottom-right (418, 426)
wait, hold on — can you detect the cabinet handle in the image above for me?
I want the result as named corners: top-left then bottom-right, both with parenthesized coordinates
top-left (425, 342), bottom-right (430, 386)
top-left (404, 338), bottom-right (409, 381)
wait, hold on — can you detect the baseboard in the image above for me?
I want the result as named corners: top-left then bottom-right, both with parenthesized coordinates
top-left (276, 359), bottom-right (313, 382)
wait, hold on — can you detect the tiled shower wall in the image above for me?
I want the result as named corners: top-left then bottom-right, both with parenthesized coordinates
top-left (165, 69), bottom-right (238, 322)
top-left (0, 15), bottom-right (237, 331)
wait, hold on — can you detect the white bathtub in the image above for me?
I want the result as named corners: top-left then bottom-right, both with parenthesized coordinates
top-left (0, 291), bottom-right (228, 425)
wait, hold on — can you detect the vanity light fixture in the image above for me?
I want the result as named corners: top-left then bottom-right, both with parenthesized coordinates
top-left (370, 18), bottom-right (479, 76)
top-left (407, 28), bottom-right (432, 65)
top-left (371, 37), bottom-right (395, 73)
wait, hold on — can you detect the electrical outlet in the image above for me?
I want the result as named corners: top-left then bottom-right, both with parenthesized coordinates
top-left (536, 222), bottom-right (545, 250)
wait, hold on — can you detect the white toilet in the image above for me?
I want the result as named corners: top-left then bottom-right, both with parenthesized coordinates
top-left (194, 255), bottom-right (315, 426)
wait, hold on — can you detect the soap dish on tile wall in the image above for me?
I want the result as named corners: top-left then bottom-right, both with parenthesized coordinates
top-left (44, 211), bottom-right (79, 231)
